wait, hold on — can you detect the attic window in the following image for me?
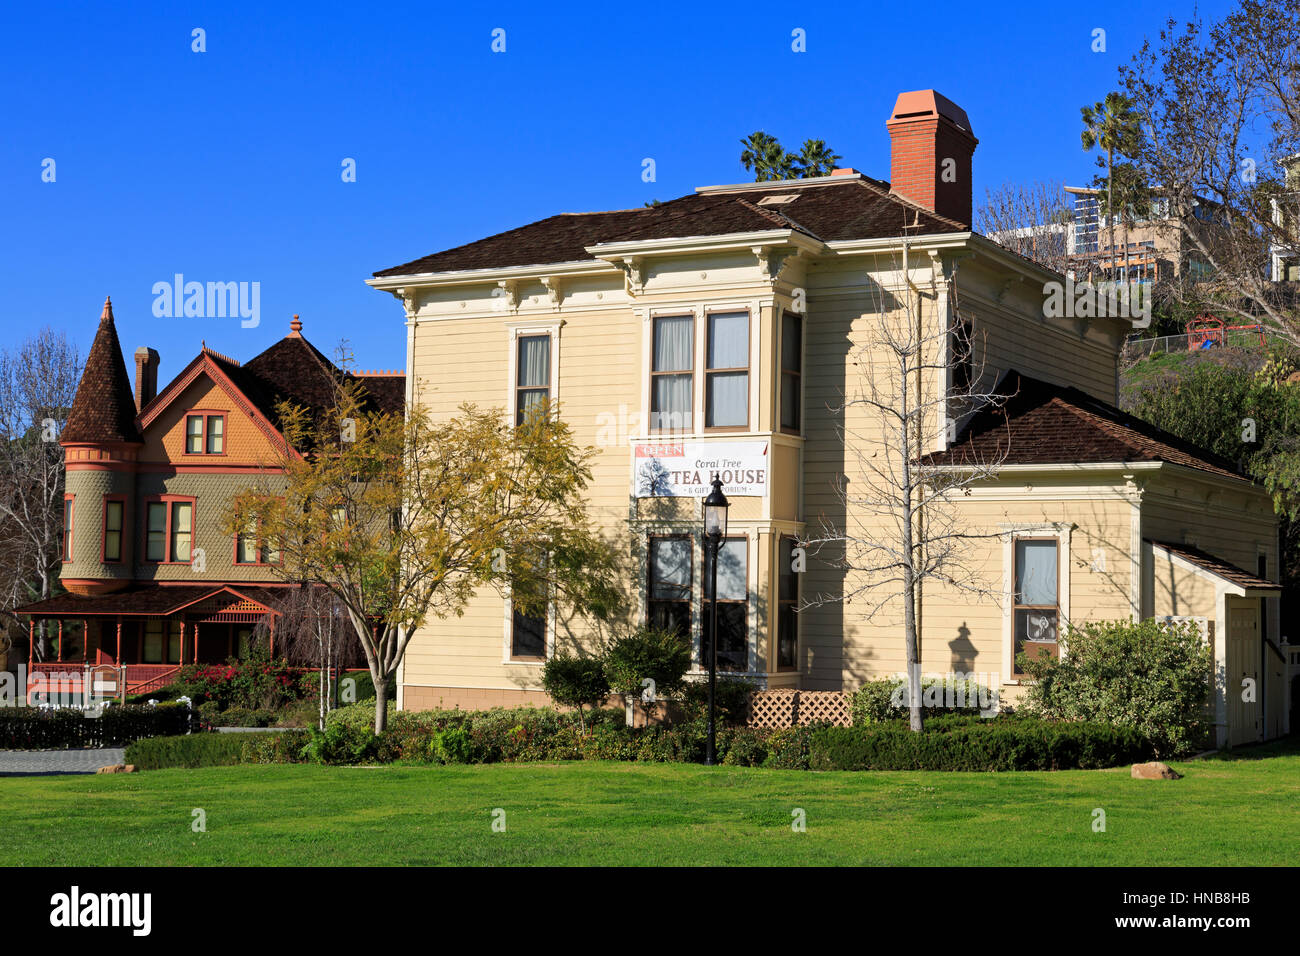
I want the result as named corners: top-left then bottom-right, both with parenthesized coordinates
top-left (757, 194), bottom-right (798, 206)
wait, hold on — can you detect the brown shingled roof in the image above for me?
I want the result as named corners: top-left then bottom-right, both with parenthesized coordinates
top-left (373, 177), bottom-right (967, 277)
top-left (925, 371), bottom-right (1250, 484)
top-left (1149, 541), bottom-right (1277, 590)
top-left (61, 297), bottom-right (143, 445)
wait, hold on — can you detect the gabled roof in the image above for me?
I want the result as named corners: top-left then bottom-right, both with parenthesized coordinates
top-left (373, 175), bottom-right (968, 277)
top-left (17, 583), bottom-right (288, 617)
top-left (135, 317), bottom-right (405, 449)
top-left (924, 371), bottom-right (1249, 484)
top-left (61, 297), bottom-right (143, 445)
top-left (1149, 541), bottom-right (1277, 591)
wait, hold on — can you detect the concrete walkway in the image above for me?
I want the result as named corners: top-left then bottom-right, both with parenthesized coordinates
top-left (0, 748), bottom-right (125, 776)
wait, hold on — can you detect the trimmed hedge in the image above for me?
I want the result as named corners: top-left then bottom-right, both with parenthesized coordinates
top-left (124, 730), bottom-right (312, 769)
top-left (0, 703), bottom-right (195, 750)
top-left (808, 716), bottom-right (1153, 771)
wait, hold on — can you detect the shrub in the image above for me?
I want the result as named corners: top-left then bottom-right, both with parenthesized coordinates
top-left (300, 722), bottom-right (379, 765)
top-left (720, 727), bottom-right (768, 766)
top-left (763, 724), bottom-right (819, 770)
top-left (242, 730), bottom-right (310, 764)
top-left (0, 703), bottom-right (195, 750)
top-left (124, 732), bottom-right (254, 770)
top-left (808, 717), bottom-right (1152, 771)
top-left (1018, 618), bottom-right (1212, 756)
top-left (680, 675), bottom-right (759, 726)
top-left (541, 654), bottom-right (610, 730)
top-left (175, 649), bottom-right (303, 711)
top-left (603, 627), bottom-right (692, 701)
top-left (852, 675), bottom-right (997, 726)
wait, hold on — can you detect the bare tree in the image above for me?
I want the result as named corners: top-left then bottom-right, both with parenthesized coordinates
top-left (255, 585), bottom-right (360, 730)
top-left (976, 180), bottom-right (1074, 274)
top-left (0, 328), bottom-right (82, 658)
top-left (1120, 0), bottom-right (1300, 344)
top-left (803, 252), bottom-right (1012, 731)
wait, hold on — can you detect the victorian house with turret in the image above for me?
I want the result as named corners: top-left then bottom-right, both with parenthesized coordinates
top-left (17, 300), bottom-right (402, 696)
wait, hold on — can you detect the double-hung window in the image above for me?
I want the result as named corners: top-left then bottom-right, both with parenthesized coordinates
top-left (647, 536), bottom-right (692, 639)
top-left (651, 315), bottom-right (693, 431)
top-left (777, 537), bottom-right (799, 671)
top-left (515, 334), bottom-right (551, 426)
top-left (145, 499), bottom-right (194, 563)
top-left (185, 414), bottom-right (225, 454)
top-left (143, 619), bottom-right (183, 665)
top-left (62, 495), bottom-right (74, 561)
top-left (702, 537), bottom-right (748, 671)
top-left (705, 311), bottom-right (749, 429)
top-left (780, 312), bottom-right (802, 432)
top-left (1013, 538), bottom-right (1059, 676)
top-left (103, 498), bottom-right (124, 562)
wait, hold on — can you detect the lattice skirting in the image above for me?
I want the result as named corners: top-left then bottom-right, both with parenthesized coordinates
top-left (744, 689), bottom-right (851, 728)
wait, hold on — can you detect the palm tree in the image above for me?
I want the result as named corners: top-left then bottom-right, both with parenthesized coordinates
top-left (1081, 92), bottom-right (1144, 281)
top-left (793, 139), bottom-right (842, 178)
top-left (739, 131), bottom-right (794, 182)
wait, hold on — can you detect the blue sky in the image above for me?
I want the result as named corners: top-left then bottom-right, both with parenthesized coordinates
top-left (1, 0), bottom-right (1221, 384)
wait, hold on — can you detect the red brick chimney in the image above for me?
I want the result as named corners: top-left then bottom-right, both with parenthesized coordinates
top-left (134, 347), bottom-right (159, 411)
top-left (886, 90), bottom-right (978, 226)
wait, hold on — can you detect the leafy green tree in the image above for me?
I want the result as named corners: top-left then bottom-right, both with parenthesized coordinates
top-left (1125, 352), bottom-right (1300, 612)
top-left (1019, 618), bottom-right (1212, 756)
top-left (739, 132), bottom-right (840, 182)
top-left (225, 380), bottom-right (623, 734)
top-left (541, 654), bottom-right (609, 733)
top-left (1081, 92), bottom-right (1144, 280)
top-left (792, 139), bottom-right (842, 178)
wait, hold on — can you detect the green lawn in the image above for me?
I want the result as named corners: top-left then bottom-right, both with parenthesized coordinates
top-left (3, 740), bottom-right (1297, 866)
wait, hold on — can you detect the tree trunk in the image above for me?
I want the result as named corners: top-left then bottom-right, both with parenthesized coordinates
top-left (373, 673), bottom-right (389, 734)
top-left (1107, 147), bottom-right (1116, 282)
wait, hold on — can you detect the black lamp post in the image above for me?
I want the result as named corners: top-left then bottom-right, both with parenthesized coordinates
top-left (702, 475), bottom-right (729, 766)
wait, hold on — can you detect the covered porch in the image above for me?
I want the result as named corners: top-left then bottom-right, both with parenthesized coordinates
top-left (1147, 540), bottom-right (1287, 748)
top-left (18, 584), bottom-right (285, 698)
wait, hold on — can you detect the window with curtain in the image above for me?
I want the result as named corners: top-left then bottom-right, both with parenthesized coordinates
top-left (170, 502), bottom-right (193, 563)
top-left (705, 311), bottom-right (748, 428)
top-left (702, 537), bottom-right (748, 671)
top-left (515, 334), bottom-right (551, 426)
top-left (62, 496), bottom-right (73, 561)
top-left (206, 415), bottom-right (224, 454)
top-left (777, 537), bottom-right (799, 670)
top-left (1013, 538), bottom-right (1059, 676)
top-left (103, 499), bottom-right (123, 562)
top-left (651, 315), bottom-right (693, 431)
top-left (648, 536), bottom-right (692, 639)
top-left (146, 502), bottom-right (167, 561)
top-left (185, 415), bottom-right (204, 453)
top-left (780, 312), bottom-right (802, 432)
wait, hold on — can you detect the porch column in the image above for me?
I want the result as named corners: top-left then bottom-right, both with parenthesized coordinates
top-left (179, 620), bottom-right (186, 665)
top-left (83, 618), bottom-right (88, 663)
top-left (115, 616), bottom-right (122, 662)
top-left (27, 620), bottom-right (33, 668)
top-left (193, 621), bottom-right (199, 664)
top-left (57, 620), bottom-right (63, 662)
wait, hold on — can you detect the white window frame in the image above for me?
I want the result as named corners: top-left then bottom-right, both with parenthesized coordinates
top-left (506, 322), bottom-right (561, 427)
top-left (501, 582), bottom-right (556, 666)
top-left (1000, 522), bottom-right (1072, 686)
top-left (638, 300), bottom-right (761, 440)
